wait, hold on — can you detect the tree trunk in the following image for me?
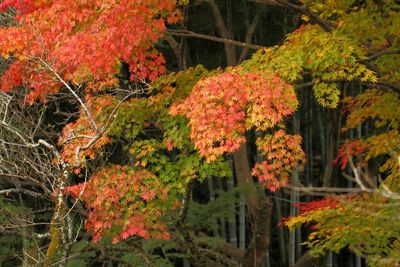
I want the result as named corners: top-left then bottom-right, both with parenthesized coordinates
top-left (274, 190), bottom-right (288, 266)
top-left (207, 177), bottom-right (220, 237)
top-left (233, 144), bottom-right (273, 267)
top-left (289, 170), bottom-right (300, 266)
top-left (239, 196), bottom-right (246, 250)
top-left (322, 111), bottom-right (339, 188)
top-left (215, 177), bottom-right (227, 239)
top-left (227, 158), bottom-right (238, 247)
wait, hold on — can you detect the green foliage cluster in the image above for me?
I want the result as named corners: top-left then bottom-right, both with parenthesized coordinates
top-left (108, 65), bottom-right (231, 190)
top-left (286, 194), bottom-right (400, 267)
top-left (243, 24), bottom-right (376, 108)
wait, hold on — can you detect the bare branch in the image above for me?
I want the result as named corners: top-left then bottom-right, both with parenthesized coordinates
top-left (204, 0), bottom-right (229, 38)
top-left (367, 49), bottom-right (400, 61)
top-left (348, 155), bottom-right (367, 191)
top-left (284, 184), bottom-right (364, 194)
top-left (238, 11), bottom-right (261, 62)
top-left (296, 79), bottom-right (400, 94)
top-left (36, 57), bottom-right (99, 132)
top-left (0, 188), bottom-right (48, 199)
top-left (249, 0), bottom-right (335, 32)
top-left (165, 29), bottom-right (265, 50)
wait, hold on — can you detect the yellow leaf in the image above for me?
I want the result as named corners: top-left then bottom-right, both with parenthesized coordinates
top-left (301, 15), bottom-right (310, 22)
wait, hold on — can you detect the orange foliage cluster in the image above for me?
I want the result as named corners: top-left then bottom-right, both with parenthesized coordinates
top-left (66, 165), bottom-right (170, 243)
top-left (253, 130), bottom-right (304, 191)
top-left (171, 69), bottom-right (303, 190)
top-left (171, 71), bottom-right (248, 160)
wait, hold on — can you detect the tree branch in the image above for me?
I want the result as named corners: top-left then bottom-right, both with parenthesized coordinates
top-left (296, 79), bottom-right (400, 94)
top-left (0, 188), bottom-right (48, 199)
top-left (198, 232), bottom-right (245, 261)
top-left (204, 0), bottom-right (229, 38)
top-left (284, 184), bottom-right (364, 194)
top-left (366, 49), bottom-right (400, 61)
top-left (36, 57), bottom-right (99, 133)
top-left (249, 0), bottom-right (335, 32)
top-left (238, 11), bottom-right (261, 62)
top-left (165, 29), bottom-right (265, 50)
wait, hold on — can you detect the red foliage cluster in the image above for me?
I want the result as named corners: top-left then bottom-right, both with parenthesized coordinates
top-left (280, 197), bottom-right (341, 229)
top-left (65, 165), bottom-right (170, 243)
top-left (0, 61), bottom-right (25, 93)
top-left (0, 0), bottom-right (37, 17)
top-left (293, 196), bottom-right (340, 215)
top-left (0, 0), bottom-right (180, 101)
top-left (57, 96), bottom-right (115, 166)
top-left (341, 91), bottom-right (380, 114)
top-left (333, 139), bottom-right (367, 171)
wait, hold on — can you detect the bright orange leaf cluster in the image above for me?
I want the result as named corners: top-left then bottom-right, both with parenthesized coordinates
top-left (171, 71), bottom-right (248, 160)
top-left (253, 130), bottom-right (304, 191)
top-left (171, 68), bottom-right (303, 190)
top-left (66, 165), bottom-right (170, 243)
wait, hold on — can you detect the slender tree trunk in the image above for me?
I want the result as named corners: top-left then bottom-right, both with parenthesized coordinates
top-left (289, 170), bottom-right (300, 267)
top-left (326, 251), bottom-right (333, 267)
top-left (262, 251), bottom-right (271, 267)
top-left (304, 89), bottom-right (312, 189)
top-left (239, 196), bottom-right (246, 250)
top-left (215, 177), bottom-right (227, 240)
top-left (322, 110), bottom-right (339, 187)
top-left (355, 255), bottom-right (362, 267)
top-left (274, 190), bottom-right (288, 266)
top-left (317, 106), bottom-right (326, 171)
top-left (207, 177), bottom-right (219, 237)
top-left (227, 158), bottom-right (238, 247)
top-left (289, 114), bottom-right (301, 266)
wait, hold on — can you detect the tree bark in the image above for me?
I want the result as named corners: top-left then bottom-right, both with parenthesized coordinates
top-left (233, 144), bottom-right (273, 267)
top-left (227, 159), bottom-right (238, 247)
top-left (322, 110), bottom-right (339, 188)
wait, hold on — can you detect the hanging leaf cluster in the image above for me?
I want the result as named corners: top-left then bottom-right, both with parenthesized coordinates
top-left (171, 67), bottom-right (304, 190)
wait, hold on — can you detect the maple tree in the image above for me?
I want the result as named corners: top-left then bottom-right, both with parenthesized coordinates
top-left (0, 0), bottom-right (185, 265)
top-left (0, 0), bottom-right (400, 266)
